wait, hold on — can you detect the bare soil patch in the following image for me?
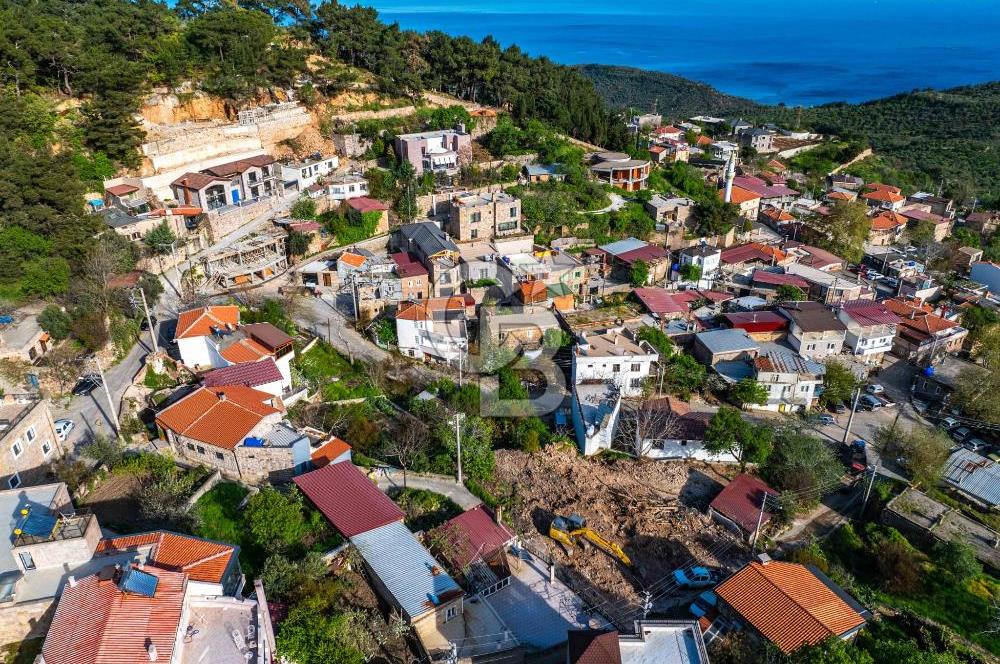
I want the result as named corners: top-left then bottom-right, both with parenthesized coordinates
top-left (488, 448), bottom-right (749, 608)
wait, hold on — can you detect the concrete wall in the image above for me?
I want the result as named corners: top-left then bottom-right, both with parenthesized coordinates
top-left (416, 182), bottom-right (517, 219)
top-left (0, 597), bottom-right (55, 645)
top-left (207, 197), bottom-right (281, 239)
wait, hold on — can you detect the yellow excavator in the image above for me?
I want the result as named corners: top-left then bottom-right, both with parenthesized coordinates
top-left (549, 514), bottom-right (632, 567)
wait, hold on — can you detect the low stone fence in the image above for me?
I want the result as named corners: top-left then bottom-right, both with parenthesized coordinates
top-left (185, 469), bottom-right (223, 509)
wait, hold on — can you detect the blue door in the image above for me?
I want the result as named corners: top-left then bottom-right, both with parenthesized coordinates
top-left (232, 188), bottom-right (240, 204)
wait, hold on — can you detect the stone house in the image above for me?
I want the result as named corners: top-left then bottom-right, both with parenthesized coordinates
top-left (0, 315), bottom-right (51, 364)
top-left (446, 191), bottom-right (522, 242)
top-left (0, 396), bottom-right (63, 491)
top-left (394, 125), bottom-right (473, 176)
top-left (778, 301), bottom-right (848, 359)
top-left (170, 155), bottom-right (279, 210)
top-left (392, 222), bottom-right (463, 297)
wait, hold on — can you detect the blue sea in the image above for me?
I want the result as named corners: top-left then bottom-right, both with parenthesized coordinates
top-left (359, 0), bottom-right (1000, 106)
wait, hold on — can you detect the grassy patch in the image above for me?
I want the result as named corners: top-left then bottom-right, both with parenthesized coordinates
top-left (388, 487), bottom-right (462, 532)
top-left (295, 341), bottom-right (378, 402)
top-left (1, 638), bottom-right (43, 664)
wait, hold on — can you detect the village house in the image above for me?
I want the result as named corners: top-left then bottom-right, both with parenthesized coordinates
top-left (155, 384), bottom-right (311, 482)
top-left (784, 263), bottom-right (870, 305)
top-left (720, 243), bottom-right (791, 276)
top-left (279, 153), bottom-right (339, 192)
top-left (722, 311), bottom-right (789, 341)
top-left (345, 196), bottom-right (391, 235)
top-left (171, 155), bottom-right (280, 209)
top-left (711, 557), bottom-right (869, 654)
top-left (837, 300), bottom-right (901, 365)
top-left (174, 306), bottom-right (295, 388)
top-left (954, 246), bottom-right (984, 273)
top-left (677, 244), bottom-right (722, 288)
top-left (644, 194), bottom-right (694, 233)
top-left (571, 327), bottom-right (659, 397)
top-left (967, 210), bottom-right (1000, 236)
top-left (885, 297), bottom-right (968, 361)
top-left (720, 186), bottom-right (761, 220)
top-left (692, 329), bottom-right (761, 367)
top-left (740, 128), bottom-right (775, 152)
top-left (907, 191), bottom-right (956, 219)
top-left (637, 396), bottom-right (723, 462)
top-left (430, 505), bottom-right (517, 598)
top-left (898, 274), bottom-right (940, 302)
top-left (749, 269), bottom-right (810, 300)
top-left (572, 382), bottom-right (622, 456)
top-left (0, 395), bottom-right (63, 491)
top-left (867, 211), bottom-right (908, 246)
top-left (861, 183), bottom-right (905, 211)
top-left (900, 206), bottom-right (953, 242)
top-left (0, 314), bottom-right (52, 364)
top-left (911, 353), bottom-right (980, 409)
top-left (590, 238), bottom-right (670, 285)
top-left (447, 191), bottom-right (522, 242)
top-left (941, 448), bottom-right (1000, 510)
top-left (567, 621), bottom-right (709, 664)
top-left (750, 344), bottom-right (826, 412)
top-left (311, 172), bottom-right (369, 201)
top-left (394, 125), bottom-right (473, 176)
top-left (709, 475), bottom-right (778, 542)
top-left (778, 301), bottom-right (847, 359)
top-left (732, 175), bottom-right (799, 210)
top-left (395, 295), bottom-right (471, 362)
top-left (588, 152), bottom-right (651, 191)
top-left (632, 287), bottom-right (702, 323)
top-left (392, 222), bottom-right (463, 297)
top-left (481, 306), bottom-right (561, 352)
top-left (522, 163), bottom-right (565, 184)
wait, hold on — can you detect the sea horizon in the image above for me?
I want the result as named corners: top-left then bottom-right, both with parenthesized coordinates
top-left (359, 0), bottom-right (1000, 107)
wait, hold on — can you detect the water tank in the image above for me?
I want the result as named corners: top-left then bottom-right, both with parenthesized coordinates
top-left (923, 365), bottom-right (935, 377)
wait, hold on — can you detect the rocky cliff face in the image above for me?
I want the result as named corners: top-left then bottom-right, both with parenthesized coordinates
top-left (141, 91), bottom-right (233, 124)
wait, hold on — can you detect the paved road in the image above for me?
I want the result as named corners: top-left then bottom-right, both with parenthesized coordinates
top-left (369, 466), bottom-right (481, 510)
top-left (585, 193), bottom-right (627, 215)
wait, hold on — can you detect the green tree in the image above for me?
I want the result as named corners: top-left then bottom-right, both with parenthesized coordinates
top-left (868, 526), bottom-right (926, 595)
top-left (960, 306), bottom-right (998, 347)
top-left (693, 197), bottom-right (738, 236)
top-left (950, 226), bottom-right (981, 248)
top-left (775, 284), bottom-right (807, 301)
top-left (906, 220), bottom-right (937, 248)
top-left (143, 221), bottom-right (177, 254)
top-left (783, 637), bottom-right (874, 664)
top-left (635, 326), bottom-right (675, 358)
top-left (875, 424), bottom-right (951, 488)
top-left (38, 305), bottom-right (73, 341)
top-left (731, 378), bottom-right (768, 407)
top-left (932, 540), bottom-right (981, 584)
top-left (762, 425), bottom-right (842, 507)
top-left (679, 263), bottom-right (703, 283)
top-left (20, 257), bottom-right (70, 297)
top-left (660, 352), bottom-right (706, 399)
top-left (951, 331), bottom-right (1000, 424)
top-left (822, 201), bottom-right (871, 263)
top-left (287, 230), bottom-right (311, 256)
top-left (245, 486), bottom-right (307, 553)
top-left (290, 197), bottom-right (317, 220)
top-left (436, 416), bottom-right (495, 482)
top-left (821, 359), bottom-right (863, 408)
top-left (629, 259), bottom-right (650, 286)
top-left (704, 406), bottom-right (773, 472)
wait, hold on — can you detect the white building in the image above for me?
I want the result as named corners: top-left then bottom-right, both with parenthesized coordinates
top-left (837, 301), bottom-right (900, 365)
top-left (571, 382), bottom-right (622, 456)
top-left (314, 173), bottom-right (369, 201)
top-left (678, 244), bottom-right (721, 288)
top-left (572, 328), bottom-right (659, 397)
top-left (395, 296), bottom-right (469, 362)
top-left (752, 344), bottom-right (825, 413)
top-left (281, 154), bottom-right (339, 191)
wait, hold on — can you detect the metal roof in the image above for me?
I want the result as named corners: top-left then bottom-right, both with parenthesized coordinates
top-left (350, 521), bottom-right (462, 620)
top-left (397, 221), bottom-right (458, 258)
top-left (599, 238), bottom-right (647, 257)
top-left (293, 463), bottom-right (404, 537)
top-left (755, 343), bottom-right (825, 376)
top-left (942, 449), bottom-right (1000, 507)
top-left (694, 329), bottom-right (760, 355)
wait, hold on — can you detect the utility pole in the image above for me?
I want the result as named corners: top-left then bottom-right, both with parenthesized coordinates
top-left (751, 492), bottom-right (769, 556)
top-left (135, 286), bottom-right (158, 354)
top-left (841, 387), bottom-right (863, 445)
top-left (327, 316), bottom-right (333, 345)
top-left (93, 356), bottom-right (119, 437)
top-left (452, 412), bottom-right (466, 485)
top-left (861, 465), bottom-right (878, 518)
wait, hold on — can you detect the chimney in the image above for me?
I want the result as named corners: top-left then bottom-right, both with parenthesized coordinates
top-left (147, 643), bottom-right (158, 662)
top-left (757, 553), bottom-right (771, 565)
top-left (495, 505), bottom-right (503, 525)
top-left (181, 178), bottom-right (191, 206)
top-left (68, 575), bottom-right (77, 588)
top-left (218, 393), bottom-right (227, 401)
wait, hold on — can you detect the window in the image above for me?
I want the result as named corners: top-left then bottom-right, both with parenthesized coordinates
top-left (630, 378), bottom-right (641, 388)
top-left (41, 440), bottom-right (52, 457)
top-left (631, 363), bottom-right (641, 372)
top-left (510, 206), bottom-right (518, 218)
top-left (25, 427), bottom-right (36, 443)
top-left (612, 364), bottom-right (621, 373)
top-left (7, 473), bottom-right (20, 489)
top-left (215, 452), bottom-right (225, 461)
top-left (18, 552), bottom-right (35, 571)
top-left (11, 441), bottom-right (22, 458)
top-left (471, 229), bottom-right (478, 239)
top-left (196, 446), bottom-right (205, 454)
top-left (445, 605), bottom-right (458, 621)
top-left (186, 443), bottom-right (195, 451)
top-left (470, 212), bottom-right (482, 223)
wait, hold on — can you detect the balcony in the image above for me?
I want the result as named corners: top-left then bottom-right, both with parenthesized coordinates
top-left (13, 509), bottom-right (95, 547)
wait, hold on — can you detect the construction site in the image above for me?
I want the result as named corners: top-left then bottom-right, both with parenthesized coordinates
top-left (201, 231), bottom-right (288, 292)
top-left (489, 447), bottom-right (750, 627)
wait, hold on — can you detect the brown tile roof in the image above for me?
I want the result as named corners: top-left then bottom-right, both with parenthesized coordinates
top-left (96, 531), bottom-right (237, 584)
top-left (870, 211), bottom-right (907, 231)
top-left (41, 565), bottom-right (187, 664)
top-left (346, 196), bottom-right (390, 213)
top-left (715, 560), bottom-right (866, 653)
top-left (244, 322), bottom-right (294, 351)
top-left (396, 296), bottom-right (470, 321)
top-left (219, 337), bottom-right (272, 364)
top-left (567, 629), bottom-right (622, 664)
top-left (170, 172), bottom-right (228, 190)
top-left (106, 183), bottom-right (139, 196)
top-left (202, 154), bottom-right (275, 177)
top-left (175, 305), bottom-right (240, 340)
top-left (202, 357), bottom-right (283, 389)
top-left (155, 385), bottom-right (281, 450)
top-left (826, 191), bottom-right (853, 201)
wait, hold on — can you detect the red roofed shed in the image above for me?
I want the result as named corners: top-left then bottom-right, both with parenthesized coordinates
top-left (293, 462), bottom-right (403, 537)
top-left (709, 474), bottom-right (778, 541)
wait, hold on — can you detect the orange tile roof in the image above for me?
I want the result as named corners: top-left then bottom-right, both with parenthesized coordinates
top-left (396, 296), bottom-right (469, 321)
top-left (863, 189), bottom-right (904, 203)
top-left (96, 531), bottom-right (237, 584)
top-left (521, 280), bottom-right (548, 304)
top-left (155, 385), bottom-right (281, 450)
top-left (826, 191), bottom-right (853, 201)
top-left (339, 252), bottom-right (367, 268)
top-left (716, 560), bottom-right (866, 653)
top-left (720, 186), bottom-right (761, 205)
top-left (870, 211), bottom-right (907, 231)
top-left (866, 182), bottom-right (902, 194)
top-left (219, 337), bottom-right (271, 364)
top-left (761, 206), bottom-right (795, 222)
top-left (310, 436), bottom-right (352, 468)
top-left (696, 135), bottom-right (713, 146)
top-left (175, 305), bottom-right (240, 340)
top-left (767, 159), bottom-right (787, 172)
top-left (41, 565), bottom-right (187, 664)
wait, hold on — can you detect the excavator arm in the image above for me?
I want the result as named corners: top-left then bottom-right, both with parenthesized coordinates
top-left (573, 527), bottom-right (632, 567)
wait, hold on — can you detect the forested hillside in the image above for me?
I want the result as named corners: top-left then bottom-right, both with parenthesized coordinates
top-left (583, 64), bottom-right (1000, 200)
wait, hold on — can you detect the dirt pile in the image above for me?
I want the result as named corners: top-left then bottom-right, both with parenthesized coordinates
top-left (492, 448), bottom-right (747, 606)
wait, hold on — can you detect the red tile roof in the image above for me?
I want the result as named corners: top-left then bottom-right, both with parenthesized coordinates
top-left (615, 244), bottom-right (669, 265)
top-left (155, 385), bottom-right (281, 450)
top-left (720, 186), bottom-right (761, 205)
top-left (396, 296), bottom-right (470, 321)
top-left (721, 243), bottom-right (787, 266)
top-left (175, 305), bottom-right (240, 340)
top-left (865, 182), bottom-right (901, 195)
top-left (715, 560), bottom-right (867, 653)
top-left (346, 196), bottom-right (390, 213)
top-left (633, 288), bottom-right (688, 315)
top-left (567, 629), bottom-right (622, 664)
top-left (886, 297), bottom-right (959, 338)
top-left (202, 357), bottom-right (283, 389)
top-left (751, 269), bottom-right (809, 288)
top-left (96, 531), bottom-right (237, 584)
top-left (733, 175), bottom-right (799, 199)
top-left (431, 505), bottom-right (514, 570)
top-left (41, 565), bottom-right (187, 664)
top-left (710, 474), bottom-right (777, 534)
top-left (863, 189), bottom-right (905, 204)
top-left (392, 252), bottom-right (429, 278)
top-left (870, 211), bottom-right (907, 231)
top-left (826, 191), bottom-right (853, 201)
top-left (106, 183), bottom-right (139, 196)
top-left (723, 311), bottom-right (789, 333)
top-left (310, 436), bottom-right (352, 468)
top-left (840, 301), bottom-right (901, 327)
top-left (792, 244), bottom-right (844, 270)
top-left (293, 462), bottom-right (404, 537)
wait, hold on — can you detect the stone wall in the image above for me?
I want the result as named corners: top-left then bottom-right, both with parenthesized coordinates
top-left (415, 181), bottom-right (517, 219)
top-left (207, 197), bottom-right (282, 239)
top-left (0, 597), bottom-right (56, 646)
top-left (233, 445), bottom-right (296, 484)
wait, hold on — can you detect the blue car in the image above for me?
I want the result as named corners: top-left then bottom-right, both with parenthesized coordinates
top-left (674, 566), bottom-right (718, 589)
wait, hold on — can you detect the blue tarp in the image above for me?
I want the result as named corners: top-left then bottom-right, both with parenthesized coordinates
top-left (244, 437), bottom-right (265, 447)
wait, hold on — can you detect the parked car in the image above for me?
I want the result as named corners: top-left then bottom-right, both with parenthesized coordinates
top-left (951, 427), bottom-right (972, 443)
top-left (866, 384), bottom-right (885, 394)
top-left (859, 394), bottom-right (883, 411)
top-left (963, 438), bottom-right (989, 453)
top-left (939, 417), bottom-right (960, 430)
top-left (834, 403), bottom-right (848, 415)
top-left (72, 374), bottom-right (103, 396)
top-left (140, 314), bottom-right (159, 331)
top-left (883, 277), bottom-right (899, 289)
top-left (673, 566), bottom-right (719, 589)
top-left (54, 419), bottom-right (74, 442)
top-left (818, 414), bottom-right (837, 425)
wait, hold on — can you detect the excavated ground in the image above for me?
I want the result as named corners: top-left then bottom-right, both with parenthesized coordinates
top-left (491, 448), bottom-right (749, 609)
